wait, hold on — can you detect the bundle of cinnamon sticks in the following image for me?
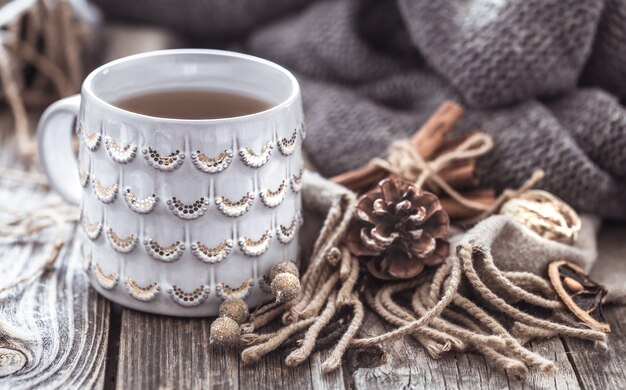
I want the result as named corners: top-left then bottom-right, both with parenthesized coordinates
top-left (330, 101), bottom-right (496, 220)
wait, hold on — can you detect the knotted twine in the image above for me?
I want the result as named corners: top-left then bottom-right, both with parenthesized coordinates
top-left (240, 172), bottom-right (607, 376)
top-left (371, 132), bottom-right (545, 224)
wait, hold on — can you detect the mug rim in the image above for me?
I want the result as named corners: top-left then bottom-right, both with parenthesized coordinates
top-left (82, 48), bottom-right (301, 124)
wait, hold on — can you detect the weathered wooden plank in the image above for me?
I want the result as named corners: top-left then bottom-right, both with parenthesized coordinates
top-left (237, 335), bottom-right (314, 390)
top-left (116, 310), bottom-right (240, 389)
top-left (0, 123), bottom-right (110, 388)
top-left (515, 338), bottom-right (580, 390)
top-left (351, 310), bottom-right (455, 389)
top-left (234, 319), bottom-right (347, 389)
top-left (562, 305), bottom-right (626, 390)
top-left (117, 309), bottom-right (347, 389)
top-left (309, 347), bottom-right (347, 389)
top-left (350, 309), bottom-right (581, 389)
top-left (0, 211), bottom-right (110, 389)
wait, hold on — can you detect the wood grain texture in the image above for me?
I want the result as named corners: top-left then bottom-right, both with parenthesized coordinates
top-left (116, 310), bottom-right (239, 389)
top-left (1, 111), bottom-right (625, 388)
top-left (563, 306), bottom-right (626, 390)
top-left (310, 347), bottom-right (347, 389)
top-left (350, 310), bottom-right (582, 390)
top-left (116, 312), bottom-right (348, 389)
top-left (0, 118), bottom-right (110, 389)
top-left (0, 192), bottom-right (110, 389)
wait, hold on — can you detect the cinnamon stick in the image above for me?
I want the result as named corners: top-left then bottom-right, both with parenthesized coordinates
top-left (331, 101), bottom-right (465, 191)
top-left (329, 164), bottom-right (386, 192)
top-left (440, 188), bottom-right (496, 219)
top-left (409, 101), bottom-right (465, 159)
top-left (439, 159), bottom-right (479, 189)
top-left (432, 130), bottom-right (479, 158)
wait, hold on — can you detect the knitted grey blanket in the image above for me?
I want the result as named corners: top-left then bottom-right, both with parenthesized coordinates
top-left (94, 0), bottom-right (626, 219)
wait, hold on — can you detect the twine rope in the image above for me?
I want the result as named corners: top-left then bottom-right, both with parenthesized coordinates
top-left (371, 132), bottom-right (545, 221)
top-left (349, 254), bottom-right (462, 347)
top-left (241, 185), bottom-right (608, 374)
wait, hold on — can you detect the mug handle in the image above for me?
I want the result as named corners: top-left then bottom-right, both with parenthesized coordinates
top-left (36, 94), bottom-right (82, 205)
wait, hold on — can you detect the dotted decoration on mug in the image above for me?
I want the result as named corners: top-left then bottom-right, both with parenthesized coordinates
top-left (215, 192), bottom-right (255, 218)
top-left (191, 239), bottom-right (234, 264)
top-left (79, 169), bottom-right (89, 188)
top-left (107, 228), bottom-right (138, 253)
top-left (123, 188), bottom-right (158, 214)
top-left (259, 180), bottom-right (287, 208)
top-left (82, 215), bottom-right (102, 240)
top-left (290, 169), bottom-right (303, 193)
top-left (143, 238), bottom-right (185, 262)
top-left (143, 147), bottom-right (185, 171)
top-left (191, 149), bottom-right (234, 173)
top-left (168, 285), bottom-right (211, 307)
top-left (94, 264), bottom-right (119, 290)
top-left (92, 177), bottom-right (118, 204)
top-left (105, 136), bottom-right (137, 164)
top-left (125, 278), bottom-right (160, 302)
top-left (238, 230), bottom-right (272, 257)
top-left (239, 141), bottom-right (273, 168)
top-left (77, 120), bottom-right (305, 312)
top-left (276, 213), bottom-right (302, 244)
top-left (167, 197), bottom-right (210, 220)
top-left (82, 129), bottom-right (101, 151)
top-left (215, 278), bottom-right (254, 300)
top-left (278, 129), bottom-right (297, 156)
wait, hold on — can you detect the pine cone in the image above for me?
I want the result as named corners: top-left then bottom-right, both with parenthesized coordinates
top-left (345, 177), bottom-right (450, 280)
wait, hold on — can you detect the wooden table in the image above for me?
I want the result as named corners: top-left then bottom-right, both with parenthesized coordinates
top-left (1, 119), bottom-right (625, 390)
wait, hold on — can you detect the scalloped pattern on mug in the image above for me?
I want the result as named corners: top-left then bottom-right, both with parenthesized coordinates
top-left (167, 197), bottom-right (210, 220)
top-left (277, 213), bottom-right (301, 244)
top-left (191, 239), bottom-right (234, 264)
top-left (94, 264), bottom-right (118, 290)
top-left (215, 192), bottom-right (255, 217)
top-left (105, 136), bottom-right (137, 164)
top-left (107, 228), bottom-right (137, 253)
top-left (125, 277), bottom-right (160, 302)
top-left (191, 149), bottom-right (233, 173)
top-left (144, 238), bottom-right (185, 262)
top-left (92, 177), bottom-right (118, 204)
top-left (83, 215), bottom-right (102, 240)
top-left (278, 129), bottom-right (297, 156)
top-left (82, 129), bottom-right (101, 151)
top-left (168, 285), bottom-right (211, 307)
top-left (123, 188), bottom-right (158, 214)
top-left (215, 278), bottom-right (253, 300)
top-left (143, 147), bottom-right (185, 171)
top-left (81, 253), bottom-right (91, 271)
top-left (239, 141), bottom-right (273, 168)
top-left (290, 169), bottom-right (303, 193)
top-left (299, 122), bottom-right (306, 141)
top-left (238, 230), bottom-right (272, 257)
top-left (259, 180), bottom-right (287, 208)
top-left (79, 169), bottom-right (89, 188)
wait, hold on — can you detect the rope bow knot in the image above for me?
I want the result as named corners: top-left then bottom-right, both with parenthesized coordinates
top-left (371, 132), bottom-right (544, 223)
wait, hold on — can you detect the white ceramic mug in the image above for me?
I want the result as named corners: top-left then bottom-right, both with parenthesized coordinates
top-left (37, 49), bottom-right (304, 316)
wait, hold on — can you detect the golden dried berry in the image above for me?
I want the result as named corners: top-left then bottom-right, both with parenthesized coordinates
top-left (271, 272), bottom-right (301, 303)
top-left (218, 298), bottom-right (249, 324)
top-left (210, 317), bottom-right (240, 346)
top-left (270, 261), bottom-right (299, 281)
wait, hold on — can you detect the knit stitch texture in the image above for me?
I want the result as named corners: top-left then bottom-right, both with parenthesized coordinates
top-left (94, 0), bottom-right (626, 218)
